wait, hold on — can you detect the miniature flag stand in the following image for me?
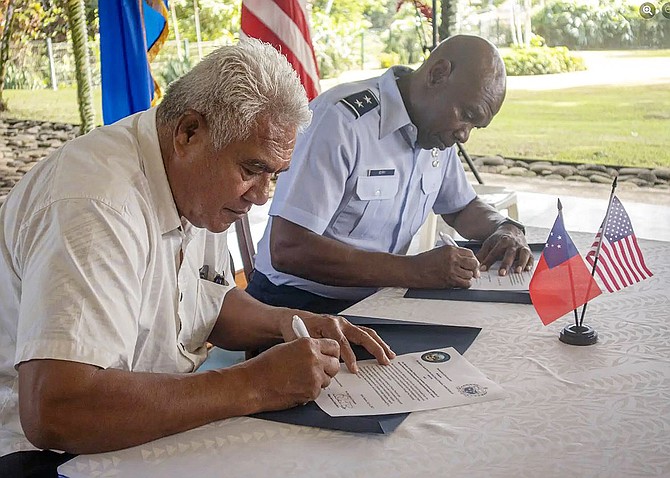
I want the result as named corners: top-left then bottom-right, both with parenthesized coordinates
top-left (529, 199), bottom-right (602, 344)
top-left (529, 177), bottom-right (653, 345)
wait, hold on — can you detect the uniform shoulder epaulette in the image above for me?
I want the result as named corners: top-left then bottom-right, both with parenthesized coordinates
top-left (339, 89), bottom-right (379, 119)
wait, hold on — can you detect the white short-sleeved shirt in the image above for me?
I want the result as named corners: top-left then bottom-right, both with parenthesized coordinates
top-left (254, 67), bottom-right (476, 300)
top-left (0, 108), bottom-right (235, 455)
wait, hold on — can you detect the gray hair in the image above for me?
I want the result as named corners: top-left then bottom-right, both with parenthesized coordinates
top-left (156, 38), bottom-right (312, 150)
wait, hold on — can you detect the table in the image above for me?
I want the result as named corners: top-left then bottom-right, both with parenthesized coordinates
top-left (59, 231), bottom-right (670, 477)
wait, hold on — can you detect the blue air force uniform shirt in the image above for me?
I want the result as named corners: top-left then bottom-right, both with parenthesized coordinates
top-left (254, 66), bottom-right (477, 300)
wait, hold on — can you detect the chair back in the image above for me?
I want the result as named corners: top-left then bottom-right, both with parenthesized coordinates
top-left (234, 214), bottom-right (255, 283)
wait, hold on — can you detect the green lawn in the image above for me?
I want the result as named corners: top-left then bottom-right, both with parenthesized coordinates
top-left (2, 87), bottom-right (103, 126)
top-left (3, 81), bottom-right (670, 169)
top-left (604, 49), bottom-right (670, 58)
top-left (465, 83), bottom-right (670, 168)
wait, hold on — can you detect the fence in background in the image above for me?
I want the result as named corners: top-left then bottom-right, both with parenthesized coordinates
top-left (8, 34), bottom-right (386, 91)
top-left (7, 39), bottom-right (99, 90)
top-left (7, 38), bottom-right (233, 91)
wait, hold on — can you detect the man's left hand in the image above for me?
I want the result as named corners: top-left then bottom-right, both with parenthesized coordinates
top-left (279, 311), bottom-right (395, 373)
top-left (476, 224), bottom-right (533, 275)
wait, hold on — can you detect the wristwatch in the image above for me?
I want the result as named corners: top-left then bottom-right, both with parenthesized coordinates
top-left (498, 217), bottom-right (526, 235)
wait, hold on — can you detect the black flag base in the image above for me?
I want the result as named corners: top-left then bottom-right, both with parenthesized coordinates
top-left (559, 323), bottom-right (598, 346)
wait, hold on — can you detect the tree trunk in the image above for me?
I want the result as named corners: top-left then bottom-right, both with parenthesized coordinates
top-left (523, 0), bottom-right (532, 47)
top-left (0, 0), bottom-right (17, 112)
top-left (510, 1), bottom-right (520, 47)
top-left (439, 0), bottom-right (456, 41)
top-left (65, 0), bottom-right (95, 133)
top-left (169, 1), bottom-right (182, 58)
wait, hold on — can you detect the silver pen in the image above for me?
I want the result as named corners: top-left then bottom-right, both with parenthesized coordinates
top-left (291, 314), bottom-right (311, 338)
top-left (438, 231), bottom-right (458, 247)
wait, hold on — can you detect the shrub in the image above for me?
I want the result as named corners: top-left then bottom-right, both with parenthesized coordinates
top-left (311, 10), bottom-right (369, 78)
top-left (157, 55), bottom-right (193, 90)
top-left (503, 45), bottom-right (587, 76)
top-left (533, 1), bottom-right (670, 49)
top-left (382, 5), bottom-right (429, 67)
top-left (4, 63), bottom-right (46, 90)
top-left (379, 52), bottom-right (400, 69)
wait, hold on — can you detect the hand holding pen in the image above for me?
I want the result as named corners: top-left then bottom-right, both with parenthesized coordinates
top-left (288, 313), bottom-right (394, 373)
top-left (438, 231), bottom-right (459, 247)
top-left (292, 314), bottom-right (311, 338)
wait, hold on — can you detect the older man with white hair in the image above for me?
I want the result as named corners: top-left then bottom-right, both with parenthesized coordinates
top-left (0, 39), bottom-right (393, 474)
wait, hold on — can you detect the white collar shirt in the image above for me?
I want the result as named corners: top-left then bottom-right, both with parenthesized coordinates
top-left (0, 108), bottom-right (234, 455)
top-left (254, 67), bottom-right (476, 300)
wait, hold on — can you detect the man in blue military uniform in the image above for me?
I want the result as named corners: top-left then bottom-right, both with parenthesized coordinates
top-left (247, 35), bottom-right (533, 314)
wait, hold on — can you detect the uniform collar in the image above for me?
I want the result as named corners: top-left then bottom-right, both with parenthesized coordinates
top-left (378, 66), bottom-right (415, 141)
top-left (136, 107), bottom-right (182, 235)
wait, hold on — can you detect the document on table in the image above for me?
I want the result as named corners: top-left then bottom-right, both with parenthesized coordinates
top-left (470, 260), bottom-right (536, 291)
top-left (315, 347), bottom-right (505, 417)
top-left (435, 239), bottom-right (542, 292)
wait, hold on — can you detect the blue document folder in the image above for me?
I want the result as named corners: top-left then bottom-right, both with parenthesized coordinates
top-left (404, 242), bottom-right (544, 303)
top-left (251, 315), bottom-right (481, 434)
top-left (404, 287), bottom-right (533, 303)
top-left (453, 241), bottom-right (545, 253)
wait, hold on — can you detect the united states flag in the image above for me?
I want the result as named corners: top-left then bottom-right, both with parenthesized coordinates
top-left (241, 0), bottom-right (320, 101)
top-left (586, 196), bottom-right (653, 292)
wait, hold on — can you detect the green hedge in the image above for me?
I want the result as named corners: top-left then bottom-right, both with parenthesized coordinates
top-left (4, 63), bottom-right (46, 90)
top-left (503, 45), bottom-right (586, 76)
top-left (157, 55), bottom-right (193, 91)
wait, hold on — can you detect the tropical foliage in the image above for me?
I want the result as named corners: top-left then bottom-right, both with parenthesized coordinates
top-left (157, 54), bottom-right (192, 90)
top-left (503, 36), bottom-right (586, 75)
top-left (163, 0), bottom-right (429, 78)
top-left (534, 1), bottom-right (670, 49)
top-left (168, 0), bottom-right (239, 44)
top-left (0, 0), bottom-right (97, 94)
top-left (310, 0), bottom-right (396, 77)
top-left (382, 2), bottom-right (433, 66)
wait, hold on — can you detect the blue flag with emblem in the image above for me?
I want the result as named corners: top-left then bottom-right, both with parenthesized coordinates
top-left (99, 1), bottom-right (169, 125)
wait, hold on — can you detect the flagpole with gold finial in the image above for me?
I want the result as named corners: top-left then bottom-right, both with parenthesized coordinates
top-left (578, 176), bottom-right (618, 327)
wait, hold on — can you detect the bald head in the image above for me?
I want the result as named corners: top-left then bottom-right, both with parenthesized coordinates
top-left (423, 35), bottom-right (506, 110)
top-left (397, 34), bottom-right (507, 150)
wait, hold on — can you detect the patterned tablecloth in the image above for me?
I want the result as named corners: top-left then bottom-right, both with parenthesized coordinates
top-left (60, 231), bottom-right (670, 478)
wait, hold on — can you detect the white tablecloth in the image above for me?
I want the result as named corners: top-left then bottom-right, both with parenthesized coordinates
top-left (60, 232), bottom-right (670, 477)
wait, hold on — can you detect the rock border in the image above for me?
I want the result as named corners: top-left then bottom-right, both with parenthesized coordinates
top-left (0, 118), bottom-right (78, 206)
top-left (1, 118), bottom-right (669, 207)
top-left (469, 155), bottom-right (670, 191)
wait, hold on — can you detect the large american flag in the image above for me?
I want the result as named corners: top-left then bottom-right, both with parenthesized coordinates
top-left (586, 196), bottom-right (653, 292)
top-left (241, 0), bottom-right (320, 101)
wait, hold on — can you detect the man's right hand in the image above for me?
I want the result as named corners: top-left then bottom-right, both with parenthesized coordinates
top-left (409, 245), bottom-right (480, 289)
top-left (241, 338), bottom-right (341, 410)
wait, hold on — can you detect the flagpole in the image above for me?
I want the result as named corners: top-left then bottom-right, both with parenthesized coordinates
top-left (557, 198), bottom-right (580, 329)
top-left (579, 176), bottom-right (618, 326)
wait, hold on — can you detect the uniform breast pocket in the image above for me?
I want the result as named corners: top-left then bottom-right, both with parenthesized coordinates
top-left (346, 175), bottom-right (400, 239)
top-left (410, 172), bottom-right (443, 236)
